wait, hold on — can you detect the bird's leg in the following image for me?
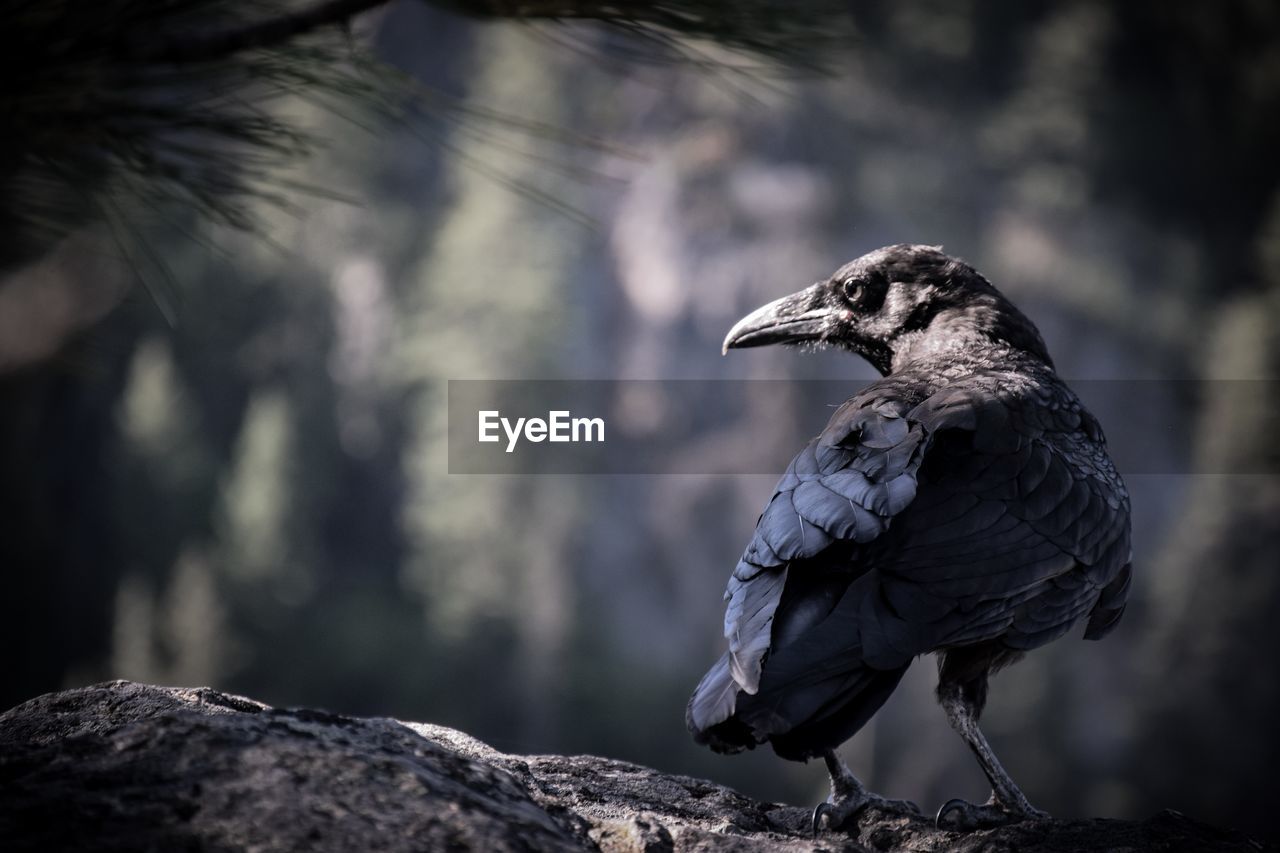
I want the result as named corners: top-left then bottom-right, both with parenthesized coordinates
top-left (935, 682), bottom-right (1050, 830)
top-left (811, 750), bottom-right (919, 835)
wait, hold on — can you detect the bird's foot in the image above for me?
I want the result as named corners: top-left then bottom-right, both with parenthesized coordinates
top-left (812, 792), bottom-right (920, 835)
top-left (934, 796), bottom-right (1049, 831)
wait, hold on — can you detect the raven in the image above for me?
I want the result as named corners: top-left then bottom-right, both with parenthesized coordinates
top-left (686, 244), bottom-right (1131, 832)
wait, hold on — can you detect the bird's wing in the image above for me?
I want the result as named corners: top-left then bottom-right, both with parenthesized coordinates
top-left (723, 388), bottom-right (926, 693)
top-left (722, 373), bottom-right (1130, 694)
top-left (863, 379), bottom-right (1131, 667)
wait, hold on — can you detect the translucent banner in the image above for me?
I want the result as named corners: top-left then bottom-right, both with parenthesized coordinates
top-left (446, 380), bottom-right (1276, 475)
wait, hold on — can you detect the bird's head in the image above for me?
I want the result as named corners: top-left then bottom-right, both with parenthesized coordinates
top-left (722, 244), bottom-right (1052, 374)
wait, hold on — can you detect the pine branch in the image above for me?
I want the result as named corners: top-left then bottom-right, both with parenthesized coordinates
top-left (0, 0), bottom-right (852, 282)
top-left (120, 0), bottom-right (394, 64)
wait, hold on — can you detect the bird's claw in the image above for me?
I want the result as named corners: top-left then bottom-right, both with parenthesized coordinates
top-left (935, 797), bottom-right (1049, 831)
top-left (812, 795), bottom-right (920, 836)
top-left (810, 802), bottom-right (833, 837)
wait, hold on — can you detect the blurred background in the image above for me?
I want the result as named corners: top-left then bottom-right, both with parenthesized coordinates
top-left (2, 0), bottom-right (1279, 841)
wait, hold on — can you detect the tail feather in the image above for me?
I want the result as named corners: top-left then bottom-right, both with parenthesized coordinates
top-left (767, 664), bottom-right (907, 761)
top-left (687, 646), bottom-right (908, 760)
top-left (686, 652), bottom-right (760, 754)
top-left (689, 572), bottom-right (907, 759)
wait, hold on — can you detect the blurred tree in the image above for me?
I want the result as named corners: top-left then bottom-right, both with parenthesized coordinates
top-left (1134, 218), bottom-right (1280, 834)
top-left (0, 0), bottom-right (849, 713)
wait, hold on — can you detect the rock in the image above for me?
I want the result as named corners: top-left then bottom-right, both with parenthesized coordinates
top-left (0, 681), bottom-right (1264, 852)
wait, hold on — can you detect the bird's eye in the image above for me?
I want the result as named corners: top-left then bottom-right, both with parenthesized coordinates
top-left (842, 277), bottom-right (864, 302)
top-left (841, 273), bottom-right (888, 311)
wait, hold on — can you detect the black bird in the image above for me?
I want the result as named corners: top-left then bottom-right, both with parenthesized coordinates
top-left (686, 245), bottom-right (1131, 832)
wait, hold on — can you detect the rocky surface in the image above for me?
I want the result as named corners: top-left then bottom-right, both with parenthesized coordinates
top-left (0, 681), bottom-right (1266, 852)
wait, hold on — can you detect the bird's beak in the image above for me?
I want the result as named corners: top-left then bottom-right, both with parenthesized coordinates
top-left (722, 283), bottom-right (831, 354)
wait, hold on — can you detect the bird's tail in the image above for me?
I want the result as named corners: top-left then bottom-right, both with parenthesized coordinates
top-left (686, 652), bottom-right (760, 754)
top-left (686, 647), bottom-right (909, 760)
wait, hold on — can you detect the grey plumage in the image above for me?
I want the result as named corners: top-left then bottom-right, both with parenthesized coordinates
top-left (687, 244), bottom-right (1132, 830)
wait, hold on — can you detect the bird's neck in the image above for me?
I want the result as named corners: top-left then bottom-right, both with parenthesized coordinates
top-left (883, 301), bottom-right (1054, 376)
